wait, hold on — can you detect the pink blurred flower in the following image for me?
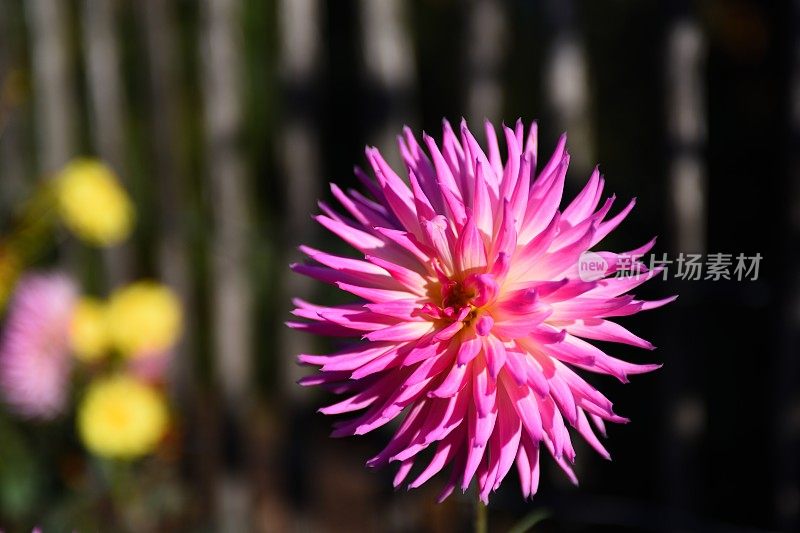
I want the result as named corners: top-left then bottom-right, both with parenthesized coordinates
top-left (126, 349), bottom-right (172, 385)
top-left (0, 272), bottom-right (77, 419)
top-left (290, 120), bottom-right (674, 502)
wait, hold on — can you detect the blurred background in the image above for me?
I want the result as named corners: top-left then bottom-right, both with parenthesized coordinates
top-left (0, 0), bottom-right (797, 531)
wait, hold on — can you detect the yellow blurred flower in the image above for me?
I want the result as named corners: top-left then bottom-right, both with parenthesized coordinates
top-left (107, 281), bottom-right (182, 358)
top-left (69, 297), bottom-right (110, 362)
top-left (55, 158), bottom-right (134, 246)
top-left (78, 375), bottom-right (168, 459)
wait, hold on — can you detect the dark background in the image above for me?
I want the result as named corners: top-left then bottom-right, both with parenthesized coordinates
top-left (0, 0), bottom-right (797, 531)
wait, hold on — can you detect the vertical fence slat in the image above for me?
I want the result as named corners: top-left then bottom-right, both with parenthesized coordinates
top-left (271, 1), bottom-right (325, 527)
top-left (200, 0), bottom-right (253, 529)
top-left (466, 0), bottom-right (507, 125)
top-left (0, 2), bottom-right (29, 214)
top-left (667, 20), bottom-right (707, 254)
top-left (81, 0), bottom-right (132, 286)
top-left (277, 0), bottom-right (323, 404)
top-left (663, 8), bottom-right (707, 518)
top-left (544, 0), bottom-right (593, 176)
top-left (25, 0), bottom-right (77, 174)
top-left (135, 0), bottom-right (196, 404)
top-left (136, 0), bottom-right (210, 521)
top-left (82, 0), bottom-right (125, 177)
top-left (25, 0), bottom-right (81, 277)
top-left (359, 0), bottom-right (415, 165)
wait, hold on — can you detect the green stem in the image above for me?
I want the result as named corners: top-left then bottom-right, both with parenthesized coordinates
top-left (474, 496), bottom-right (488, 533)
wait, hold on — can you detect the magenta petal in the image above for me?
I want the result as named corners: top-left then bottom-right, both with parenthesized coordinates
top-left (483, 335), bottom-right (507, 378)
top-left (456, 217), bottom-right (487, 273)
top-left (475, 315), bottom-right (494, 336)
top-left (365, 322), bottom-right (433, 342)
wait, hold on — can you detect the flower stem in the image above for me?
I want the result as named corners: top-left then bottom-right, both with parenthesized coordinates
top-left (474, 496), bottom-right (488, 533)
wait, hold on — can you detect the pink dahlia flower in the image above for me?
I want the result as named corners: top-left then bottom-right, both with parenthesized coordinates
top-left (290, 120), bottom-right (674, 502)
top-left (0, 273), bottom-right (77, 419)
